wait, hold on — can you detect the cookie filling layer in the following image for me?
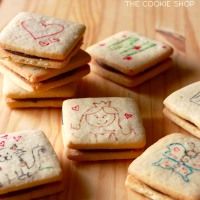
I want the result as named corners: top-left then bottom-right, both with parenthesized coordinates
top-left (95, 59), bottom-right (169, 77)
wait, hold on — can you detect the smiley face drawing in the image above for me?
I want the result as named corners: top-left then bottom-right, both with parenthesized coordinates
top-left (84, 102), bottom-right (117, 128)
top-left (70, 101), bottom-right (135, 142)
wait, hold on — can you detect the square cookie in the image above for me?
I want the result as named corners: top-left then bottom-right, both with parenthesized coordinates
top-left (0, 130), bottom-right (62, 195)
top-left (0, 63), bottom-right (90, 91)
top-left (0, 50), bottom-right (91, 83)
top-left (66, 148), bottom-right (144, 161)
top-left (87, 31), bottom-right (173, 76)
top-left (0, 39), bottom-right (81, 69)
top-left (127, 133), bottom-right (200, 200)
top-left (0, 181), bottom-right (64, 200)
top-left (91, 58), bottom-right (172, 88)
top-left (3, 78), bottom-right (78, 99)
top-left (0, 12), bottom-right (85, 60)
top-left (62, 97), bottom-right (146, 149)
top-left (62, 97), bottom-right (146, 161)
top-left (6, 98), bottom-right (66, 108)
top-left (163, 82), bottom-right (200, 138)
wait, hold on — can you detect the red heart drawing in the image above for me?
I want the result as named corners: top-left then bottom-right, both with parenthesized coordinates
top-left (124, 113), bottom-right (133, 119)
top-left (0, 141), bottom-right (5, 147)
top-left (13, 136), bottom-right (22, 142)
top-left (72, 105), bottom-right (79, 111)
top-left (21, 19), bottom-right (64, 40)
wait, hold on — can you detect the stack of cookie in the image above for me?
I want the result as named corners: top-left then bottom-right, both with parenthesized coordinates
top-left (126, 133), bottom-right (200, 200)
top-left (0, 130), bottom-right (63, 199)
top-left (62, 97), bottom-right (146, 161)
top-left (163, 81), bottom-right (200, 139)
top-left (87, 31), bottom-right (173, 88)
top-left (0, 12), bottom-right (91, 108)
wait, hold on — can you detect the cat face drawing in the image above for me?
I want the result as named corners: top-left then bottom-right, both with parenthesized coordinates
top-left (0, 148), bottom-right (12, 162)
top-left (0, 144), bottom-right (26, 162)
top-left (153, 142), bottom-right (200, 182)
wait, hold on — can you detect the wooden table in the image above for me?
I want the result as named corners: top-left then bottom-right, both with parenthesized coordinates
top-left (0, 0), bottom-right (199, 199)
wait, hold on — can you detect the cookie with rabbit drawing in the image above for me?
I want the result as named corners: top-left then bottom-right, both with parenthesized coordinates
top-left (62, 97), bottom-right (146, 161)
top-left (0, 130), bottom-right (63, 199)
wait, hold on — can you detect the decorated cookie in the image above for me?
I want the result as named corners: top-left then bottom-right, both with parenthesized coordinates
top-left (0, 130), bottom-right (62, 196)
top-left (62, 97), bottom-right (146, 149)
top-left (126, 133), bottom-right (200, 200)
top-left (62, 97), bottom-right (146, 161)
top-left (163, 81), bottom-right (200, 139)
top-left (0, 12), bottom-right (85, 60)
top-left (87, 31), bottom-right (173, 76)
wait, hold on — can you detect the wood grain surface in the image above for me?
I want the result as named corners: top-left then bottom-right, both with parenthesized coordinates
top-left (0, 0), bottom-right (199, 199)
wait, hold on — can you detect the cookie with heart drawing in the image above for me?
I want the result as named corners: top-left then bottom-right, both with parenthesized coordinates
top-left (62, 97), bottom-right (146, 161)
top-left (0, 12), bottom-right (85, 60)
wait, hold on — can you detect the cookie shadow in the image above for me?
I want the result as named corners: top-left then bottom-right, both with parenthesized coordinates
top-left (79, 61), bottom-right (197, 99)
top-left (78, 73), bottom-right (138, 98)
top-left (59, 158), bottom-right (131, 200)
top-left (132, 64), bottom-right (196, 96)
top-left (58, 159), bottom-right (92, 200)
top-left (142, 116), bottom-right (168, 148)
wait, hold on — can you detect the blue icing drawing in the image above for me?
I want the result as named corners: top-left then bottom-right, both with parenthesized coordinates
top-left (153, 142), bottom-right (200, 182)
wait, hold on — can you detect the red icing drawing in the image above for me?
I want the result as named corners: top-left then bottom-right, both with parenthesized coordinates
top-left (13, 136), bottom-right (22, 142)
top-left (71, 101), bottom-right (136, 142)
top-left (21, 19), bottom-right (64, 47)
top-left (124, 113), bottom-right (133, 119)
top-left (72, 105), bottom-right (79, 111)
top-left (21, 20), bottom-right (64, 39)
top-left (133, 45), bottom-right (141, 50)
top-left (0, 141), bottom-right (5, 148)
top-left (123, 56), bottom-right (132, 60)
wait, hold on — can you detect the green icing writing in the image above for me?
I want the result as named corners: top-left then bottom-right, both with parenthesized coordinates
top-left (108, 36), bottom-right (156, 57)
top-left (109, 37), bottom-right (139, 51)
top-left (126, 42), bottom-right (156, 56)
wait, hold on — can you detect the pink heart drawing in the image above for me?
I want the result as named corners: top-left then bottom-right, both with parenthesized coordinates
top-left (13, 136), bottom-right (22, 142)
top-left (72, 105), bottom-right (79, 111)
top-left (21, 19), bottom-right (64, 40)
top-left (124, 113), bottom-right (133, 119)
top-left (0, 141), bottom-right (5, 147)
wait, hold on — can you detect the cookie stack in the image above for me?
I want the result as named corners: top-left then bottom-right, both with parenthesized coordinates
top-left (87, 31), bottom-right (173, 88)
top-left (0, 12), bottom-right (91, 108)
top-left (126, 133), bottom-right (200, 200)
top-left (62, 97), bottom-right (146, 161)
top-left (163, 81), bottom-right (200, 139)
top-left (0, 130), bottom-right (63, 199)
